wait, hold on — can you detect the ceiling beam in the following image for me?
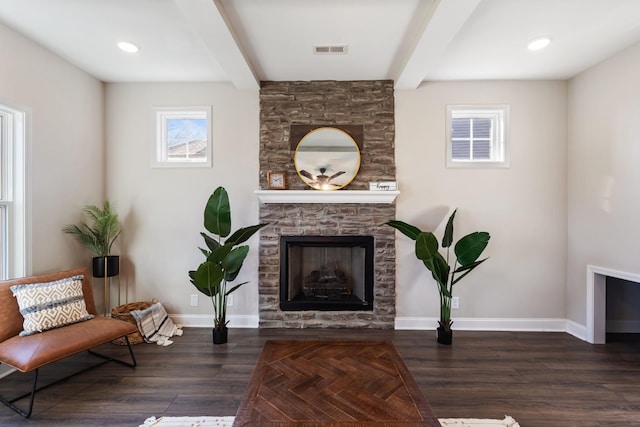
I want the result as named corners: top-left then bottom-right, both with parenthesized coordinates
top-left (394, 0), bottom-right (481, 90)
top-left (174, 0), bottom-right (259, 90)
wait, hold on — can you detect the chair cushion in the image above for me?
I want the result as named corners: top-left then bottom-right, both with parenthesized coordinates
top-left (10, 275), bottom-right (93, 336)
top-left (0, 316), bottom-right (137, 372)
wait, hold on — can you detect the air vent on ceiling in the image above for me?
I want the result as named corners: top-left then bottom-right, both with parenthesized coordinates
top-left (314, 45), bottom-right (348, 55)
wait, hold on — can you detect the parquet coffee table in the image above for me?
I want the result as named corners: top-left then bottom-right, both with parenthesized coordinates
top-left (233, 340), bottom-right (441, 426)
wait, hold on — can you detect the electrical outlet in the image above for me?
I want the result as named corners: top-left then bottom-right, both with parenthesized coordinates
top-left (451, 296), bottom-right (460, 309)
top-left (227, 294), bottom-right (234, 307)
top-left (190, 294), bottom-right (198, 307)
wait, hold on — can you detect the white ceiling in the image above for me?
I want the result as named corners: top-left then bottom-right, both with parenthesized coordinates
top-left (1, 0), bottom-right (640, 90)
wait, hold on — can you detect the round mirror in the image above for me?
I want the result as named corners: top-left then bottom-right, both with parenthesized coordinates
top-left (294, 127), bottom-right (361, 190)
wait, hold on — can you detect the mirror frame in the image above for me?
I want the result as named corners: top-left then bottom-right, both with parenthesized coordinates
top-left (291, 125), bottom-right (362, 191)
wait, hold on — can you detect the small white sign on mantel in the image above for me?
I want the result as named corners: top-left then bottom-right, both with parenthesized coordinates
top-left (255, 190), bottom-right (399, 204)
top-left (369, 181), bottom-right (398, 191)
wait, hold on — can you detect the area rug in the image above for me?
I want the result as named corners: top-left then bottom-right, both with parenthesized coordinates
top-left (234, 340), bottom-right (441, 426)
top-left (139, 415), bottom-right (520, 427)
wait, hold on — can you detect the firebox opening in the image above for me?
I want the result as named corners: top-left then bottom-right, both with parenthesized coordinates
top-left (279, 235), bottom-right (374, 311)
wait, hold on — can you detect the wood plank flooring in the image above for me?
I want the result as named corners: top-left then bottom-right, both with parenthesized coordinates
top-left (0, 328), bottom-right (639, 426)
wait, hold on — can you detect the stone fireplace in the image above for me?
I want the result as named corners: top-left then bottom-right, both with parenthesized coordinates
top-left (258, 80), bottom-right (396, 328)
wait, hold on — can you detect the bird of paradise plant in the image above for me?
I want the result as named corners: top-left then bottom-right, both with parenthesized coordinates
top-left (385, 209), bottom-right (490, 343)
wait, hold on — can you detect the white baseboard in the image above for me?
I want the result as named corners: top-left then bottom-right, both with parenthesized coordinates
top-left (0, 365), bottom-right (15, 379)
top-left (395, 316), bottom-right (570, 333)
top-left (171, 313), bottom-right (593, 341)
top-left (565, 319), bottom-right (587, 341)
top-left (169, 314), bottom-right (259, 328)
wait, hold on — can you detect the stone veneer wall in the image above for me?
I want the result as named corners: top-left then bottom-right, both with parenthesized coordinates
top-left (258, 80), bottom-right (396, 328)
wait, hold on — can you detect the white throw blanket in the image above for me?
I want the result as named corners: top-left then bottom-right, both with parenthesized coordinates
top-left (140, 416), bottom-right (234, 427)
top-left (439, 416), bottom-right (520, 426)
top-left (130, 302), bottom-right (183, 346)
top-left (140, 415), bottom-right (520, 427)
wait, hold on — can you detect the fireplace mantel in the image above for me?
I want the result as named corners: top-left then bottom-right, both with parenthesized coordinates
top-left (255, 190), bottom-right (399, 204)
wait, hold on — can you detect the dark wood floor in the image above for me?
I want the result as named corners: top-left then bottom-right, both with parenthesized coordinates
top-left (0, 328), bottom-right (639, 426)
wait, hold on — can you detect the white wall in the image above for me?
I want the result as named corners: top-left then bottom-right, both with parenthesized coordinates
top-left (105, 80), bottom-right (569, 329)
top-left (567, 41), bottom-right (640, 327)
top-left (0, 23), bottom-right (104, 275)
top-left (104, 83), bottom-right (260, 324)
top-left (394, 81), bottom-right (568, 327)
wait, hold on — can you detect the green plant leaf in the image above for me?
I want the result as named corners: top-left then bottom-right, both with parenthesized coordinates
top-left (204, 187), bottom-right (231, 238)
top-left (384, 220), bottom-right (422, 240)
top-left (452, 257), bottom-right (489, 285)
top-left (415, 232), bottom-right (438, 261)
top-left (207, 244), bottom-right (233, 265)
top-left (201, 232), bottom-right (220, 252)
top-left (423, 251), bottom-right (449, 289)
top-left (442, 209), bottom-right (457, 248)
top-left (455, 231), bottom-right (490, 266)
top-left (222, 245), bottom-right (249, 282)
top-left (191, 261), bottom-right (224, 297)
top-left (225, 223), bottom-right (268, 246)
top-left (62, 224), bottom-right (99, 254)
top-left (226, 281), bottom-right (248, 296)
top-left (62, 201), bottom-right (120, 256)
top-left (453, 257), bottom-right (488, 274)
top-left (431, 252), bottom-right (450, 288)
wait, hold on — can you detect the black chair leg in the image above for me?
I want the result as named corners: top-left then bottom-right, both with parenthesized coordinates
top-left (89, 335), bottom-right (138, 368)
top-left (0, 336), bottom-right (137, 418)
top-left (0, 368), bottom-right (38, 418)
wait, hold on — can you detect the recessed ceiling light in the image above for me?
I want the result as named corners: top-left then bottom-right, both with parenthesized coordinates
top-left (117, 41), bottom-right (139, 53)
top-left (528, 36), bottom-right (551, 51)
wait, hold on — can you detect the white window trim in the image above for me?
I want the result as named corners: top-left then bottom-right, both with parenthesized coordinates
top-left (152, 106), bottom-right (212, 168)
top-left (0, 102), bottom-right (30, 279)
top-left (446, 104), bottom-right (510, 169)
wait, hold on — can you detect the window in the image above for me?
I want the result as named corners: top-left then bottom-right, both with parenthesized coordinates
top-left (153, 106), bottom-right (212, 167)
top-left (446, 105), bottom-right (509, 168)
top-left (0, 104), bottom-right (28, 280)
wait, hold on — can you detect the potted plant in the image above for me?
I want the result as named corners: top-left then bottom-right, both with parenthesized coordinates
top-left (188, 186), bottom-right (267, 344)
top-left (385, 209), bottom-right (490, 345)
top-left (63, 201), bottom-right (121, 278)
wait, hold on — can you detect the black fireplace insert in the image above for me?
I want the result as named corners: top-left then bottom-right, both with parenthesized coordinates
top-left (279, 235), bottom-right (374, 311)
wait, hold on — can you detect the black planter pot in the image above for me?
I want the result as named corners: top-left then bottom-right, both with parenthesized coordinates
top-left (437, 327), bottom-right (453, 345)
top-left (213, 328), bottom-right (228, 345)
top-left (92, 256), bottom-right (120, 278)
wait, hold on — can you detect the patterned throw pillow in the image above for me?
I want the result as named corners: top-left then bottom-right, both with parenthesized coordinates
top-left (10, 275), bottom-right (94, 336)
